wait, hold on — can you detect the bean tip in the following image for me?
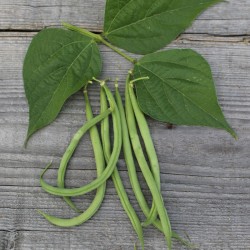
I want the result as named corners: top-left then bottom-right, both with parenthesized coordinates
top-left (93, 77), bottom-right (106, 86)
top-left (40, 161), bottom-right (53, 178)
top-left (36, 209), bottom-right (43, 216)
top-left (100, 81), bottom-right (105, 86)
top-left (83, 89), bottom-right (88, 94)
top-left (115, 78), bottom-right (119, 88)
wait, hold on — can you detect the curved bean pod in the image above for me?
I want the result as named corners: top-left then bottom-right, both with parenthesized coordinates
top-left (37, 88), bottom-right (107, 227)
top-left (125, 76), bottom-right (172, 250)
top-left (39, 83), bottom-right (122, 197)
top-left (56, 87), bottom-right (98, 212)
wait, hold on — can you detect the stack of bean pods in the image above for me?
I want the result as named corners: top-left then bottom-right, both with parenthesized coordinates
top-left (38, 72), bottom-right (195, 250)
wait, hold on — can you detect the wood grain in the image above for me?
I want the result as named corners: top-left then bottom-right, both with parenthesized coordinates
top-left (0, 0), bottom-right (249, 35)
top-left (1, 0), bottom-right (250, 249)
top-left (0, 32), bottom-right (250, 249)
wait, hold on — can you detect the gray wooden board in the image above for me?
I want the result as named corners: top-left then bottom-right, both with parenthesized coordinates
top-left (0, 0), bottom-right (250, 35)
top-left (0, 0), bottom-right (250, 249)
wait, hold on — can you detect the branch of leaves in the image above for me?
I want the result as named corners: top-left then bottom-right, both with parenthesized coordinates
top-left (37, 76), bottom-right (197, 250)
top-left (23, 0), bottom-right (236, 142)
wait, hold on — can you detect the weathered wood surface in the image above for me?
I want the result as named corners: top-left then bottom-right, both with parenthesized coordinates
top-left (0, 0), bottom-right (250, 35)
top-left (0, 0), bottom-right (250, 249)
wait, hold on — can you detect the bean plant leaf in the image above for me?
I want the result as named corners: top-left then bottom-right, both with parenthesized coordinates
top-left (104, 0), bottom-right (222, 55)
top-left (133, 49), bottom-right (236, 138)
top-left (104, 0), bottom-right (128, 31)
top-left (23, 28), bottom-right (102, 143)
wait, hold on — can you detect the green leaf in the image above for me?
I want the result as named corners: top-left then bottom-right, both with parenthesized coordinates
top-left (133, 49), bottom-right (236, 138)
top-left (104, 0), bottom-right (128, 32)
top-left (104, 0), bottom-right (222, 55)
top-left (23, 28), bottom-right (102, 143)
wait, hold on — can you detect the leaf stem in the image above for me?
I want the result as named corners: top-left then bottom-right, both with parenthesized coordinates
top-left (62, 22), bottom-right (102, 42)
top-left (62, 22), bottom-right (136, 64)
top-left (98, 37), bottom-right (136, 64)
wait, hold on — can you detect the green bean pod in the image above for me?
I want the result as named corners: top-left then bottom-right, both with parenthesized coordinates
top-left (116, 75), bottom-right (196, 249)
top-left (106, 84), bottom-right (144, 250)
top-left (56, 87), bottom-right (99, 212)
top-left (39, 83), bottom-right (122, 197)
top-left (116, 78), bottom-right (150, 218)
top-left (125, 76), bottom-right (172, 250)
top-left (37, 88), bottom-right (107, 227)
top-left (128, 77), bottom-right (161, 227)
top-left (100, 87), bottom-right (111, 161)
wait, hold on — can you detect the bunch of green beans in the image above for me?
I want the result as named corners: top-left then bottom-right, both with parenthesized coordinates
top-left (39, 75), bottom-right (196, 249)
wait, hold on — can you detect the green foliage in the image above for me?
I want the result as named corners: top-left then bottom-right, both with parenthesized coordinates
top-left (23, 1), bottom-right (234, 142)
top-left (23, 28), bottom-right (102, 142)
top-left (133, 49), bottom-right (236, 138)
top-left (104, 0), bottom-right (222, 54)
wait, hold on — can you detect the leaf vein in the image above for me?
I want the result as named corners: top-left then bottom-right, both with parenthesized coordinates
top-left (29, 42), bottom-right (93, 134)
top-left (108, 2), bottom-right (214, 35)
top-left (106, 0), bottom-right (134, 33)
top-left (137, 67), bottom-right (169, 119)
top-left (27, 40), bottom-right (89, 85)
top-left (141, 59), bottom-right (211, 79)
top-left (139, 64), bottom-right (225, 126)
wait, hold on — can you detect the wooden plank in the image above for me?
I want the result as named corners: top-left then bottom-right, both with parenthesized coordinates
top-left (0, 182), bottom-right (250, 249)
top-left (0, 32), bottom-right (250, 249)
top-left (0, 0), bottom-right (249, 35)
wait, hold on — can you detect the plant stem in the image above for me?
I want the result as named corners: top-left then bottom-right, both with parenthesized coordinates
top-left (62, 22), bottom-right (102, 42)
top-left (98, 37), bottom-right (136, 64)
top-left (62, 22), bottom-right (136, 64)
